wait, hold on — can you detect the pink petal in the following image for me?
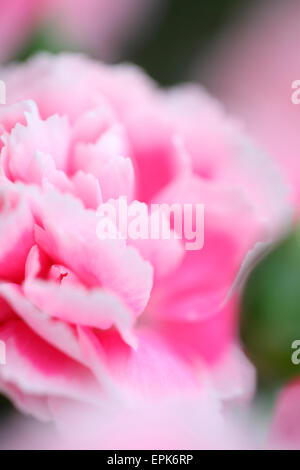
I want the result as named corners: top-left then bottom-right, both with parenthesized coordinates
top-left (0, 282), bottom-right (83, 364)
top-left (3, 101), bottom-right (71, 182)
top-left (73, 124), bottom-right (134, 201)
top-left (0, 187), bottom-right (34, 282)
top-left (0, 319), bottom-right (102, 409)
top-left (33, 189), bottom-right (153, 315)
top-left (23, 279), bottom-right (137, 348)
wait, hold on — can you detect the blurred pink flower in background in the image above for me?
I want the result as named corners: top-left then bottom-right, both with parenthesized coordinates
top-left (0, 0), bottom-right (41, 63)
top-left (269, 379), bottom-right (300, 450)
top-left (47, 0), bottom-right (162, 60)
top-left (0, 0), bottom-right (161, 62)
top-left (0, 53), bottom-right (289, 448)
top-left (201, 0), bottom-right (300, 215)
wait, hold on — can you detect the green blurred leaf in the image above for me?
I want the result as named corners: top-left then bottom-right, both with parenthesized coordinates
top-left (241, 227), bottom-right (300, 385)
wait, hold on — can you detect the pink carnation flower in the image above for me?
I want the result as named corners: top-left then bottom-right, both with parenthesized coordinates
top-left (0, 54), bottom-right (289, 448)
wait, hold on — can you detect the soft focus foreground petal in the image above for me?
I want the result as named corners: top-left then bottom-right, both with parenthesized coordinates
top-left (3, 388), bottom-right (253, 449)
